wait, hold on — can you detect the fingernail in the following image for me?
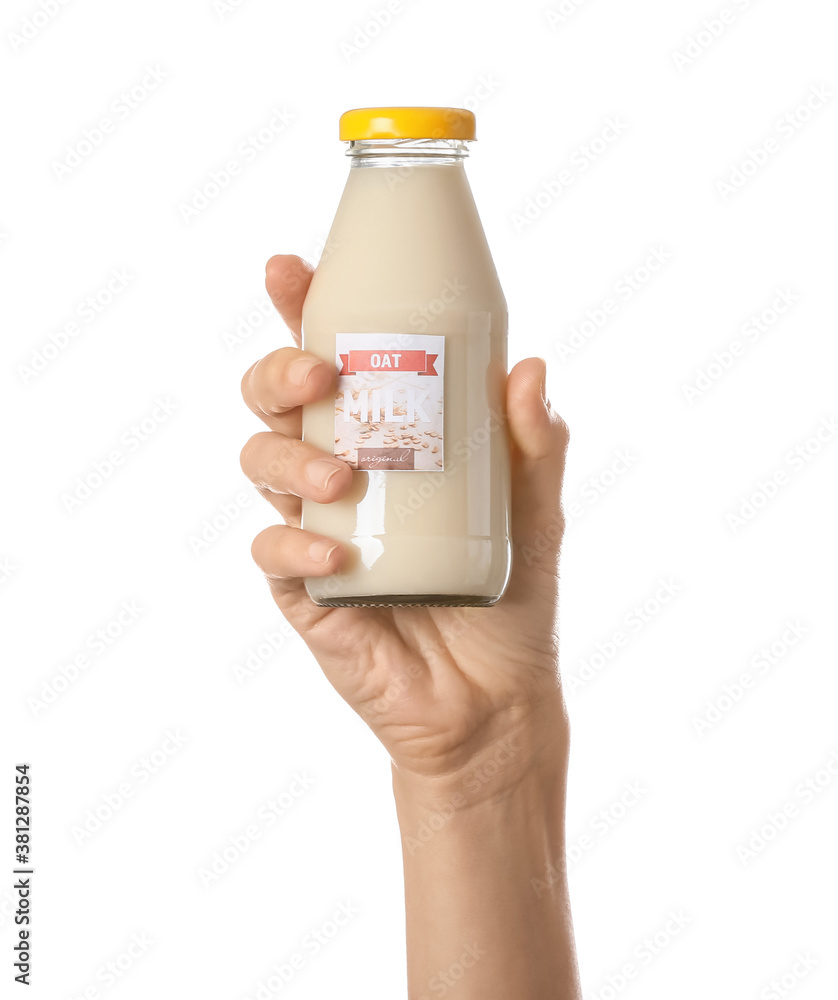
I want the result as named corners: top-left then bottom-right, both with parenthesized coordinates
top-left (288, 358), bottom-right (321, 387)
top-left (309, 539), bottom-right (339, 563)
top-left (306, 459), bottom-right (342, 491)
top-left (537, 357), bottom-right (548, 405)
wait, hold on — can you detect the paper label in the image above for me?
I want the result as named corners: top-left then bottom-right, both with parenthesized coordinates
top-left (334, 334), bottom-right (445, 472)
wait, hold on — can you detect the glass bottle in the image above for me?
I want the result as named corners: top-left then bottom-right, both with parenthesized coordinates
top-left (301, 107), bottom-right (511, 607)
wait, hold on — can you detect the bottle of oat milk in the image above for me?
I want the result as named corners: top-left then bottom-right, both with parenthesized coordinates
top-left (301, 107), bottom-right (510, 607)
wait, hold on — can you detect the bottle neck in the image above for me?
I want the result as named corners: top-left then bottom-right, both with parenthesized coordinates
top-left (346, 137), bottom-right (470, 168)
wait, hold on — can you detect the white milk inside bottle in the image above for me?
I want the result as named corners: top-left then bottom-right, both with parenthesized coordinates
top-left (301, 107), bottom-right (510, 607)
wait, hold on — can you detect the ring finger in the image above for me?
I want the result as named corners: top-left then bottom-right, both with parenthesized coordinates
top-left (240, 431), bottom-right (353, 503)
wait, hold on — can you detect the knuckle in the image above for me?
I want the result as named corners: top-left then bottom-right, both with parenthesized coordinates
top-left (250, 527), bottom-right (272, 567)
top-left (239, 432), bottom-right (267, 475)
top-left (265, 255), bottom-right (308, 299)
top-left (239, 439), bottom-right (254, 475)
top-left (251, 523), bottom-right (282, 559)
top-left (240, 359), bottom-right (259, 402)
top-left (555, 414), bottom-right (571, 451)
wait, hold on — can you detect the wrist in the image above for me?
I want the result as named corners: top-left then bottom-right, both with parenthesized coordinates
top-left (391, 724), bottom-right (569, 861)
top-left (391, 702), bottom-right (570, 818)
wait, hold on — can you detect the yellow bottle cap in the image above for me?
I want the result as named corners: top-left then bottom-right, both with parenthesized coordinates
top-left (339, 107), bottom-right (476, 141)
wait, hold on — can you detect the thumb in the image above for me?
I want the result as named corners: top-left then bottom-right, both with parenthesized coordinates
top-left (505, 357), bottom-right (570, 576)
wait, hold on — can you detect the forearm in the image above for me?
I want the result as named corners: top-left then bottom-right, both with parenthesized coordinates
top-left (392, 732), bottom-right (581, 1000)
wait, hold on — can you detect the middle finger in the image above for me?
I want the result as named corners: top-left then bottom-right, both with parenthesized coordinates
top-left (240, 431), bottom-right (353, 502)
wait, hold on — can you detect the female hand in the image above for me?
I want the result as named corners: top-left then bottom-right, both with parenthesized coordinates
top-left (241, 254), bottom-right (571, 798)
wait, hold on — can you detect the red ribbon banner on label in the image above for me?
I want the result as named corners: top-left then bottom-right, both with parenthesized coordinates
top-left (339, 350), bottom-right (439, 376)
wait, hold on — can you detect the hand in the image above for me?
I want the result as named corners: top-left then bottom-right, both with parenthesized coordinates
top-left (242, 254), bottom-right (581, 999)
top-left (241, 254), bottom-right (571, 796)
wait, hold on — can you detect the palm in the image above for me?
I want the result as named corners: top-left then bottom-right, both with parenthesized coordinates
top-left (270, 486), bottom-right (561, 773)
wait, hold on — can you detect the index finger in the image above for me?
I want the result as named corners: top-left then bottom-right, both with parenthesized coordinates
top-left (265, 254), bottom-right (315, 344)
top-left (241, 346), bottom-right (334, 427)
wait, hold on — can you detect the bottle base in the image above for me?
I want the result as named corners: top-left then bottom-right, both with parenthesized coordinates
top-left (312, 593), bottom-right (502, 609)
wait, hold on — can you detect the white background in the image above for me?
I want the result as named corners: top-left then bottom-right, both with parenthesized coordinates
top-left (2, 0), bottom-right (837, 998)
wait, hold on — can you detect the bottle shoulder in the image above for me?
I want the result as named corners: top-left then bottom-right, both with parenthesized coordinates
top-left (304, 165), bottom-right (506, 319)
